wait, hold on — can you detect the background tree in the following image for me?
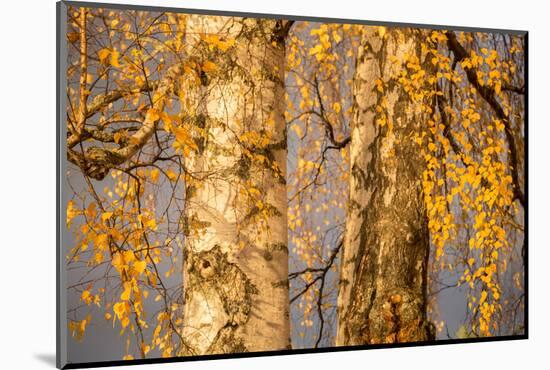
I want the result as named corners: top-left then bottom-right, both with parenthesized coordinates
top-left (287, 25), bottom-right (525, 345)
top-left (285, 21), bottom-right (357, 348)
top-left (336, 27), bottom-right (434, 346)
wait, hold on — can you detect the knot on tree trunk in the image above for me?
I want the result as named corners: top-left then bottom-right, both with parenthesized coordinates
top-left (189, 245), bottom-right (258, 328)
top-left (81, 147), bottom-right (125, 181)
top-left (366, 288), bottom-right (432, 344)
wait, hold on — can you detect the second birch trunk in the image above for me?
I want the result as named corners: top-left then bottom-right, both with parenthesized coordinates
top-left (336, 28), bottom-right (434, 346)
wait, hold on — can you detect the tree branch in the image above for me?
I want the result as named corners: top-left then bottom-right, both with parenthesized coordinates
top-left (67, 63), bottom-right (184, 180)
top-left (289, 240), bottom-right (342, 302)
top-left (446, 31), bottom-right (525, 207)
top-left (85, 80), bottom-right (159, 120)
top-left (313, 77), bottom-right (351, 149)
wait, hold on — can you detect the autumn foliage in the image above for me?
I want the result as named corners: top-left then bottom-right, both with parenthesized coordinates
top-left (64, 5), bottom-right (525, 361)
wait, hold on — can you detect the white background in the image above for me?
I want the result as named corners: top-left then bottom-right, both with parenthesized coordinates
top-left (0, 0), bottom-right (545, 368)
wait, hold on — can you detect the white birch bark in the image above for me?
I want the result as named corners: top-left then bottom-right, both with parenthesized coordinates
top-left (181, 16), bottom-right (290, 355)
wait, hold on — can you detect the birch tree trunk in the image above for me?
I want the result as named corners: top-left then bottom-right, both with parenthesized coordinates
top-left (336, 28), bottom-right (434, 346)
top-left (181, 17), bottom-right (291, 355)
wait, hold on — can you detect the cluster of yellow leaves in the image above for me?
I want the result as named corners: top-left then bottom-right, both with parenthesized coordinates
top-left (398, 37), bottom-right (459, 106)
top-left (80, 289), bottom-right (101, 307)
top-left (144, 107), bottom-right (199, 158)
top-left (67, 200), bottom-right (80, 228)
top-left (200, 33), bottom-right (236, 52)
top-left (97, 48), bottom-right (122, 68)
top-left (286, 33), bottom-right (303, 70)
top-left (163, 13), bottom-right (188, 52)
top-left (420, 121), bottom-right (456, 260)
top-left (239, 129), bottom-right (272, 149)
top-left (285, 21), bottom-right (354, 345)
top-left (309, 25), bottom-right (334, 62)
top-left (110, 252), bottom-right (149, 335)
top-left (239, 127), bottom-right (284, 180)
top-left (152, 311), bottom-right (177, 358)
top-left (460, 50), bottom-right (484, 70)
top-left (394, 31), bottom-right (521, 337)
top-left (67, 161), bottom-right (183, 357)
top-left (460, 132), bottom-right (513, 336)
top-left (308, 24), bottom-right (347, 73)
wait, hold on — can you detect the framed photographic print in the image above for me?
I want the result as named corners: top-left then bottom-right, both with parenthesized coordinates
top-left (57, 1), bottom-right (527, 368)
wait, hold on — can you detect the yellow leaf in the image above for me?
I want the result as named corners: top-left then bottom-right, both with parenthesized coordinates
top-left (333, 102), bottom-right (342, 114)
top-left (201, 60), bottom-right (217, 73)
top-left (142, 343), bottom-right (151, 355)
top-left (217, 39), bottom-right (235, 52)
top-left (375, 79), bottom-right (384, 93)
top-left (495, 81), bottom-right (502, 94)
top-left (120, 282), bottom-right (132, 301)
top-left (98, 48), bottom-right (111, 63)
top-left (94, 233), bottom-right (108, 251)
top-left (134, 260), bottom-right (147, 275)
top-left (173, 126), bottom-right (196, 149)
top-left (146, 108), bottom-right (160, 122)
top-left (480, 290), bottom-right (488, 305)
top-left (309, 44), bottom-right (323, 56)
top-left (101, 212), bottom-right (113, 222)
top-left (292, 123), bottom-right (303, 137)
top-left (110, 49), bottom-right (121, 68)
top-left (113, 302), bottom-right (125, 319)
top-left (166, 169), bottom-right (178, 182)
top-left (94, 252), bottom-right (104, 264)
top-left (67, 200), bottom-right (79, 228)
top-left (146, 217), bottom-right (157, 231)
top-left (150, 168), bottom-right (160, 183)
top-left (81, 290), bottom-right (92, 304)
top-left (85, 202), bottom-right (97, 220)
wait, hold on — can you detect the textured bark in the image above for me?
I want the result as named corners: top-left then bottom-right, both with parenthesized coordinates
top-left (336, 29), bottom-right (434, 346)
top-left (181, 17), bottom-right (290, 355)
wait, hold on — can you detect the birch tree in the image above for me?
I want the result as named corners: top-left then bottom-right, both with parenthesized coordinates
top-left (180, 16), bottom-right (293, 355)
top-left (335, 27), bottom-right (434, 345)
top-left (334, 27), bottom-right (525, 344)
